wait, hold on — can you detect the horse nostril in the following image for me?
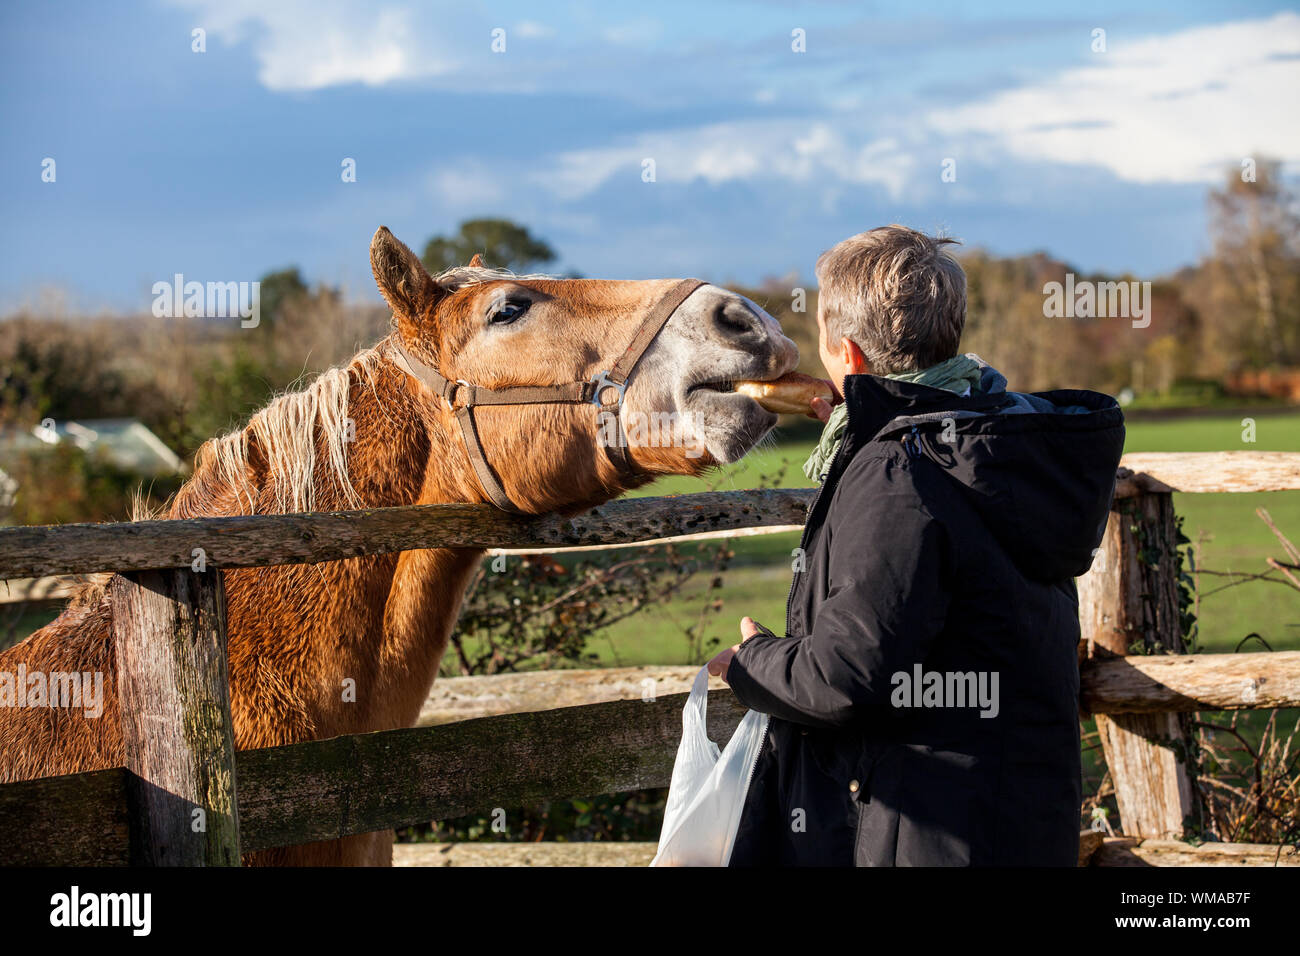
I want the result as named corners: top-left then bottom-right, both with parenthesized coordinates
top-left (713, 300), bottom-right (757, 338)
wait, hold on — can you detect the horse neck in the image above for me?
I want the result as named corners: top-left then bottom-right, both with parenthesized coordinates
top-left (338, 348), bottom-right (488, 732)
top-left (175, 339), bottom-right (644, 743)
top-left (176, 343), bottom-right (490, 743)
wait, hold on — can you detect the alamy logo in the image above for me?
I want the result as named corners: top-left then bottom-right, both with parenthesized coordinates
top-left (152, 273), bottom-right (260, 328)
top-left (50, 886), bottom-right (151, 936)
top-left (0, 665), bottom-right (103, 718)
top-left (1042, 272), bottom-right (1151, 329)
top-left (890, 664), bottom-right (1000, 718)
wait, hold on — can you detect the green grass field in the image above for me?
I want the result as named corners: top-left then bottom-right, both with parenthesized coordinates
top-left (593, 412), bottom-right (1300, 666)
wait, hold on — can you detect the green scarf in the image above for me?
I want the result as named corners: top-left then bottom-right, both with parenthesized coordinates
top-left (801, 353), bottom-right (983, 482)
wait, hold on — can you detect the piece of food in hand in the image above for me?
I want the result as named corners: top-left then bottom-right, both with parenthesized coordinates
top-left (735, 373), bottom-right (835, 414)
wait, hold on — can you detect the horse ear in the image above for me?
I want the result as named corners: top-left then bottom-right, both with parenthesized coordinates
top-left (370, 226), bottom-right (438, 324)
top-left (468, 253), bottom-right (485, 268)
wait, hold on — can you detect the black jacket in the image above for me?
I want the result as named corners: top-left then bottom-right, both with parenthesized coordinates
top-left (727, 366), bottom-right (1125, 866)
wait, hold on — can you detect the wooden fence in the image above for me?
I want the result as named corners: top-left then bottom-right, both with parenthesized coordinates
top-left (1, 451), bottom-right (1298, 866)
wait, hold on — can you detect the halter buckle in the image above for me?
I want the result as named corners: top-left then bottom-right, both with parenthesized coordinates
top-left (444, 379), bottom-right (471, 410)
top-left (588, 370), bottom-right (626, 408)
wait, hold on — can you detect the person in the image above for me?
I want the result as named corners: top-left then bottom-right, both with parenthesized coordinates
top-left (707, 225), bottom-right (1125, 866)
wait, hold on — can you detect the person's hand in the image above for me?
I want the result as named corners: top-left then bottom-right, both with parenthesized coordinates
top-left (707, 645), bottom-right (737, 682)
top-left (808, 395), bottom-right (836, 423)
top-left (707, 617), bottom-right (764, 683)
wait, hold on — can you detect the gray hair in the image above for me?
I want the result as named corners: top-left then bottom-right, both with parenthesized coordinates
top-left (815, 226), bottom-right (967, 374)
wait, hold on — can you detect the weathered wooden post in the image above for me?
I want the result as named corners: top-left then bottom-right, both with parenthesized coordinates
top-left (1078, 482), bottom-right (1201, 839)
top-left (110, 568), bottom-right (241, 865)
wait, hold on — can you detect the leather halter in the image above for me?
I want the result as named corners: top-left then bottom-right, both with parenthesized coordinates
top-left (390, 278), bottom-right (706, 513)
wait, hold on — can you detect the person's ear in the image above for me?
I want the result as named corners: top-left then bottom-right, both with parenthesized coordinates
top-left (840, 337), bottom-right (872, 375)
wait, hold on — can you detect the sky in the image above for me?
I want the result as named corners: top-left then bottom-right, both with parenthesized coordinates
top-left (1, 0), bottom-right (1298, 313)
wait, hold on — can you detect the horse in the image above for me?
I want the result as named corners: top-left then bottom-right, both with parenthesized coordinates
top-left (0, 226), bottom-right (799, 865)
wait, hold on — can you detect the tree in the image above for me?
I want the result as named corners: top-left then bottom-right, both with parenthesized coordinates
top-left (257, 267), bottom-right (309, 328)
top-left (1203, 159), bottom-right (1300, 369)
top-left (0, 317), bottom-right (127, 425)
top-left (421, 218), bottom-right (557, 273)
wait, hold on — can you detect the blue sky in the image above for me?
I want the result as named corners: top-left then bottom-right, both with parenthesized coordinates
top-left (1, 0), bottom-right (1297, 313)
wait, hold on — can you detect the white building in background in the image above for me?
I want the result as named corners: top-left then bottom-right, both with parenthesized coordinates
top-left (21, 418), bottom-right (184, 475)
top-left (0, 419), bottom-right (185, 517)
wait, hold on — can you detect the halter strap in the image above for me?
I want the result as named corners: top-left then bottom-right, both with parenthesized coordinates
top-left (392, 278), bottom-right (705, 513)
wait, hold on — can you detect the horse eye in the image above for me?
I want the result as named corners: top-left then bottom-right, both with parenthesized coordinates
top-left (489, 300), bottom-right (529, 325)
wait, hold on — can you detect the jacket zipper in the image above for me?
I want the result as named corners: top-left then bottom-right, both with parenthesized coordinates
top-left (749, 406), bottom-right (936, 839)
top-left (784, 443), bottom-right (839, 636)
top-left (748, 401), bottom-right (861, 807)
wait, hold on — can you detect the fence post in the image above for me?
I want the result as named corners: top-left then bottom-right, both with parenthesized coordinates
top-left (110, 569), bottom-right (241, 865)
top-left (1078, 490), bottom-right (1201, 839)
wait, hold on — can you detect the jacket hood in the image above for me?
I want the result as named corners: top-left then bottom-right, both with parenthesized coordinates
top-left (841, 361), bottom-right (1125, 583)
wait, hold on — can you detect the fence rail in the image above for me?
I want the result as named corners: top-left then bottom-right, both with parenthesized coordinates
top-left (4, 452), bottom-right (1299, 582)
top-left (1, 450), bottom-right (1299, 866)
top-left (0, 489), bottom-right (814, 580)
top-left (414, 656), bottom-right (1300, 727)
top-left (1116, 451), bottom-right (1300, 494)
top-left (0, 687), bottom-right (747, 865)
top-left (4, 648), bottom-right (1299, 865)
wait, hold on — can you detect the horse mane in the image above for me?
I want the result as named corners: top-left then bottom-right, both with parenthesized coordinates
top-left (431, 265), bottom-right (556, 291)
top-left (54, 266), bottom-right (557, 609)
top-left (43, 343), bottom-right (391, 628)
top-left (194, 345), bottom-right (387, 516)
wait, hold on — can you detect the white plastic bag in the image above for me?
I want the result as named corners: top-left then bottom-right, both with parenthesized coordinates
top-left (650, 666), bottom-right (770, 867)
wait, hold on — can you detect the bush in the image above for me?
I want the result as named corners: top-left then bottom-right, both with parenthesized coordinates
top-left (1, 443), bottom-right (183, 526)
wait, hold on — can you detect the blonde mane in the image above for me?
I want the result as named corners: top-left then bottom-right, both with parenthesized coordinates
top-left (197, 345), bottom-right (387, 515)
top-left (431, 265), bottom-right (556, 291)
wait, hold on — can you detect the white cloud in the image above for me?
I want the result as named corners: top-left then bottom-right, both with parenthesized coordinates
top-left (515, 21), bottom-right (555, 39)
top-left (171, 0), bottom-right (460, 91)
top-left (522, 14), bottom-right (1300, 206)
top-left (602, 19), bottom-right (664, 47)
top-left (534, 119), bottom-right (918, 201)
top-left (174, 2), bottom-right (1297, 199)
top-left (929, 12), bottom-right (1300, 184)
top-left (428, 167), bottom-right (506, 208)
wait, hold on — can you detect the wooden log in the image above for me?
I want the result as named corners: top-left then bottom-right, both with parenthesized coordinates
top-left (235, 688), bottom-right (746, 854)
top-left (419, 665), bottom-right (725, 726)
top-left (393, 841), bottom-right (657, 867)
top-left (1092, 837), bottom-right (1300, 867)
top-left (1117, 451), bottom-right (1300, 495)
top-left (492, 523), bottom-right (805, 556)
top-left (1077, 491), bottom-right (1201, 840)
top-left (110, 570), bottom-right (241, 865)
top-left (2, 526), bottom-right (808, 605)
top-left (421, 657), bottom-right (1300, 727)
top-left (0, 489), bottom-right (815, 580)
top-left (4, 454), bottom-right (1295, 581)
top-left (8, 653), bottom-right (1300, 864)
top-left (1077, 829), bottom-right (1105, 866)
top-left (0, 686), bottom-right (737, 864)
top-left (0, 574), bottom-right (92, 605)
top-left (1112, 467), bottom-right (1175, 499)
top-left (0, 768), bottom-right (130, 865)
top-left (2, 681), bottom-right (733, 868)
top-left (405, 837), bottom-right (1300, 868)
top-left (1081, 651), bottom-right (1300, 714)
